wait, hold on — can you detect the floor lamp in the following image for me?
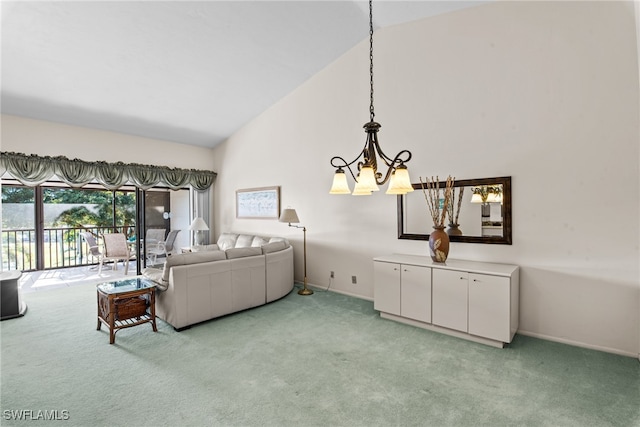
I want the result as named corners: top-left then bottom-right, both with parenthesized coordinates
top-left (278, 208), bottom-right (312, 296)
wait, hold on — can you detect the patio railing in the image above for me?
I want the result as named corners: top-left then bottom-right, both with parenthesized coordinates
top-left (1, 225), bottom-right (135, 271)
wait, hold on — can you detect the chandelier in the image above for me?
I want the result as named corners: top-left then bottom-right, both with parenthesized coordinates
top-left (329, 0), bottom-right (413, 196)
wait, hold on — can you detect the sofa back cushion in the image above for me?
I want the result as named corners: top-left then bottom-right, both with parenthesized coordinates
top-left (251, 236), bottom-right (269, 247)
top-left (235, 234), bottom-right (255, 248)
top-left (162, 250), bottom-right (227, 282)
top-left (269, 237), bottom-right (288, 244)
top-left (225, 246), bottom-right (262, 260)
top-left (217, 233), bottom-right (239, 251)
top-left (261, 241), bottom-right (288, 254)
top-left (192, 244), bottom-right (220, 252)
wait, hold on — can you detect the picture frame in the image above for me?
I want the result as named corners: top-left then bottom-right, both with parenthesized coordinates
top-left (236, 186), bottom-right (281, 219)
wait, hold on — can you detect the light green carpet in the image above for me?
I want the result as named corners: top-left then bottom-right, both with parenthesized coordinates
top-left (1, 283), bottom-right (638, 427)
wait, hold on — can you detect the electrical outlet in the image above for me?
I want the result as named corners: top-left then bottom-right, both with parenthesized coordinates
top-left (352, 275), bottom-right (357, 284)
top-left (330, 271), bottom-right (335, 278)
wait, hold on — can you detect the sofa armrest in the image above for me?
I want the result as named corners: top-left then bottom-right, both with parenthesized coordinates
top-left (265, 245), bottom-right (294, 302)
top-left (142, 267), bottom-right (168, 291)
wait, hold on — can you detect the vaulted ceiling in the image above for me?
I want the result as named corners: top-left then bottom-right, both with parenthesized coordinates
top-left (1, 1), bottom-right (484, 148)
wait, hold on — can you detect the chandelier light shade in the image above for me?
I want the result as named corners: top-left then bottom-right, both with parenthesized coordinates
top-left (329, 0), bottom-right (413, 196)
top-left (329, 169), bottom-right (351, 194)
top-left (385, 166), bottom-right (414, 195)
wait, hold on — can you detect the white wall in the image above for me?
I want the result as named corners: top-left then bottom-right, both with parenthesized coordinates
top-left (0, 114), bottom-right (215, 171)
top-left (212, 2), bottom-right (639, 357)
top-left (0, 114), bottom-right (217, 239)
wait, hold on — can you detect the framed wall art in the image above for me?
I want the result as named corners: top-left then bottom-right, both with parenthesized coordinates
top-left (236, 186), bottom-right (281, 219)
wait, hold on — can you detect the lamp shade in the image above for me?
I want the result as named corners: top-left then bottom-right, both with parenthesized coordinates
top-left (279, 208), bottom-right (300, 224)
top-left (189, 217), bottom-right (209, 231)
top-left (385, 167), bottom-right (414, 195)
top-left (355, 166), bottom-right (379, 192)
top-left (329, 169), bottom-right (351, 194)
top-left (470, 193), bottom-right (484, 204)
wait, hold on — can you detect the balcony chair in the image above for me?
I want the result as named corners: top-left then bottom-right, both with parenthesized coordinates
top-left (147, 230), bottom-right (180, 266)
top-left (145, 228), bottom-right (166, 265)
top-left (101, 233), bottom-right (135, 275)
top-left (80, 232), bottom-right (103, 269)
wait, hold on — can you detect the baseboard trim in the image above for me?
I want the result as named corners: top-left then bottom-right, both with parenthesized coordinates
top-left (517, 329), bottom-right (638, 359)
top-left (301, 281), bottom-right (374, 301)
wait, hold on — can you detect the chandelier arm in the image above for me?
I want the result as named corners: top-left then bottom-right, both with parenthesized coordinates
top-left (330, 156), bottom-right (359, 182)
top-left (371, 136), bottom-right (413, 168)
top-left (374, 150), bottom-right (413, 185)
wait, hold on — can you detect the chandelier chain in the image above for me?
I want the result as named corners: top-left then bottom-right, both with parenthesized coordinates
top-left (369, 0), bottom-right (375, 121)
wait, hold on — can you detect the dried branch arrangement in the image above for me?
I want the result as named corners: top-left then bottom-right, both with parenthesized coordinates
top-left (447, 186), bottom-right (465, 225)
top-left (419, 175), bottom-right (455, 228)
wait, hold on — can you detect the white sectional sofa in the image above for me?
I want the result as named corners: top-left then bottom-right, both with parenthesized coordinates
top-left (143, 233), bottom-right (294, 330)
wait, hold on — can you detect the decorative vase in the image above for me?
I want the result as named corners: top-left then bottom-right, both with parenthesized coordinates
top-left (446, 223), bottom-right (462, 236)
top-left (429, 226), bottom-right (450, 263)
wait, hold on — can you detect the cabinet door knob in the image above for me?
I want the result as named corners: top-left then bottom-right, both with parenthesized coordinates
top-left (460, 277), bottom-right (465, 280)
top-left (403, 269), bottom-right (408, 272)
top-left (393, 268), bottom-right (399, 271)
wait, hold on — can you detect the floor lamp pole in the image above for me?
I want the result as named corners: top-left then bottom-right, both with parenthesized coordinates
top-left (298, 226), bottom-right (313, 295)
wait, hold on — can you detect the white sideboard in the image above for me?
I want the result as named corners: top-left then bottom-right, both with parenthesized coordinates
top-left (373, 254), bottom-right (519, 348)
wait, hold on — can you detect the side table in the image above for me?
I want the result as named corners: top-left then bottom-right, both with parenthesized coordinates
top-left (1, 271), bottom-right (27, 320)
top-left (96, 278), bottom-right (157, 344)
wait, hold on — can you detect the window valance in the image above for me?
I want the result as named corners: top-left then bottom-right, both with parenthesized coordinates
top-left (0, 152), bottom-right (216, 191)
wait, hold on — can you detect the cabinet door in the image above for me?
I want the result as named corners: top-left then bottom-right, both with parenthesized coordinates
top-left (468, 273), bottom-right (510, 342)
top-left (432, 269), bottom-right (468, 332)
top-left (400, 265), bottom-right (431, 323)
top-left (373, 261), bottom-right (400, 315)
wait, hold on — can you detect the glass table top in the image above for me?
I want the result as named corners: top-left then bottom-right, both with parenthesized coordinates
top-left (96, 277), bottom-right (156, 294)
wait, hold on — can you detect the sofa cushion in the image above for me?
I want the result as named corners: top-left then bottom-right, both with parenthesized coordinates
top-left (192, 244), bottom-right (219, 252)
top-left (269, 237), bottom-right (287, 244)
top-left (251, 236), bottom-right (269, 247)
top-left (235, 234), bottom-right (254, 248)
top-left (217, 233), bottom-right (238, 251)
top-left (261, 241), bottom-right (287, 254)
top-left (225, 247), bottom-right (262, 260)
top-left (162, 250), bottom-right (227, 282)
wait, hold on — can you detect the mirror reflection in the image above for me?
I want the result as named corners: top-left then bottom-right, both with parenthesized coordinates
top-left (398, 177), bottom-right (512, 245)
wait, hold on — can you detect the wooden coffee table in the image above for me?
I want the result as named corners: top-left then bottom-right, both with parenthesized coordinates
top-left (96, 278), bottom-right (157, 344)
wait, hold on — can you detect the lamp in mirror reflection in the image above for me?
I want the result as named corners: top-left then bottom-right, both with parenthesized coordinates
top-left (278, 208), bottom-right (313, 296)
top-left (329, 0), bottom-right (413, 196)
top-left (470, 185), bottom-right (503, 204)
